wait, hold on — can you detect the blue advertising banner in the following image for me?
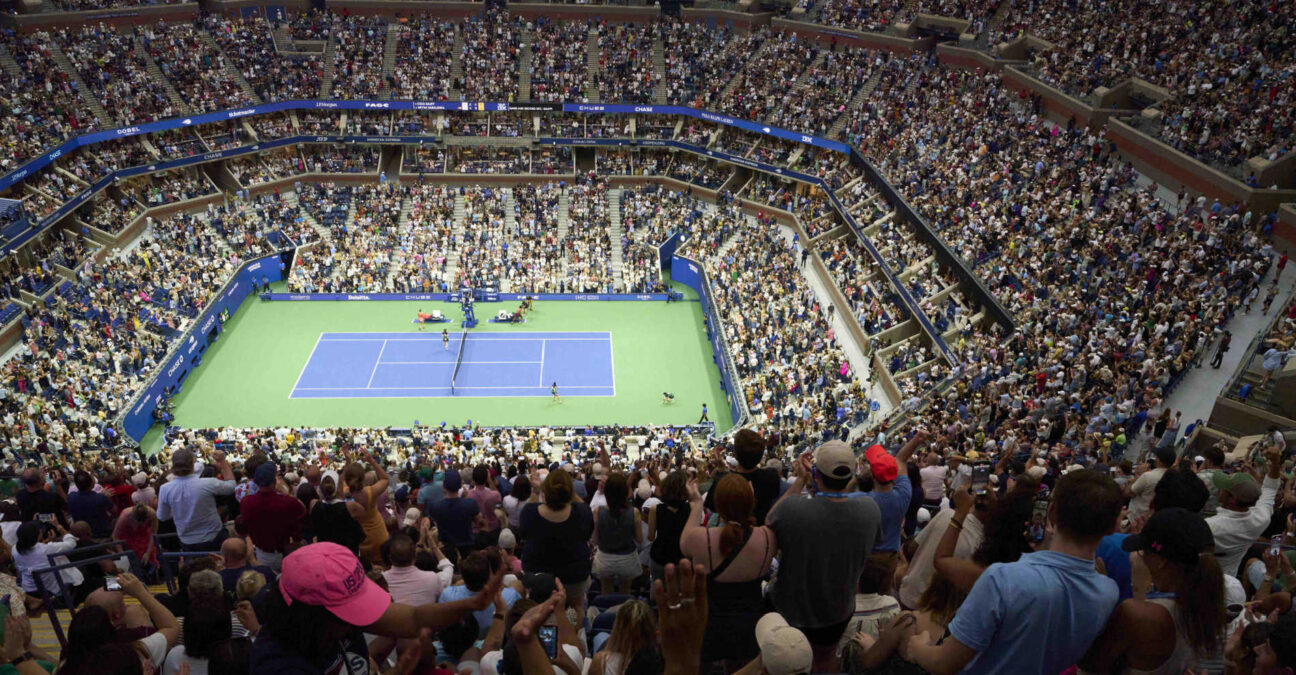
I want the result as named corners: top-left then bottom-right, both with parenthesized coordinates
top-left (670, 254), bottom-right (746, 430)
top-left (121, 255), bottom-right (283, 441)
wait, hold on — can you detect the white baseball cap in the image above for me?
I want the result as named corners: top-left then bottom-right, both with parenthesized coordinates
top-left (755, 613), bottom-right (812, 675)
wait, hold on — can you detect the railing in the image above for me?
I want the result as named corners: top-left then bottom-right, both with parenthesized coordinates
top-left (32, 548), bottom-right (144, 648)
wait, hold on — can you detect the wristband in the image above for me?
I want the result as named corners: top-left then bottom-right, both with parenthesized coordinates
top-left (8, 652), bottom-right (33, 667)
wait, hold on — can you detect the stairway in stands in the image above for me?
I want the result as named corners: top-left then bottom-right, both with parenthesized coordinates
top-left (283, 190), bottom-right (333, 242)
top-left (584, 27), bottom-right (600, 103)
top-left (444, 193), bottom-right (467, 284)
top-left (320, 36), bottom-right (338, 99)
top-left (379, 22), bottom-right (400, 100)
top-left (556, 188), bottom-right (571, 276)
top-left (607, 187), bottom-right (624, 287)
top-left (449, 24), bottom-right (464, 100)
top-left (384, 194), bottom-right (416, 288)
top-left (137, 35), bottom-right (190, 116)
top-left (652, 34), bottom-right (667, 104)
top-left (200, 32), bottom-right (262, 104)
top-left (827, 68), bottom-right (884, 139)
top-left (517, 24), bottom-right (533, 102)
top-left (47, 43), bottom-right (111, 127)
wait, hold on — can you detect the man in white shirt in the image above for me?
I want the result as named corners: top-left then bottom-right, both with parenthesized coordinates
top-left (382, 534), bottom-right (453, 606)
top-left (1206, 446), bottom-right (1283, 578)
top-left (918, 452), bottom-right (948, 506)
top-left (897, 503), bottom-right (985, 610)
top-left (157, 447), bottom-right (236, 551)
top-left (1124, 447), bottom-right (1174, 518)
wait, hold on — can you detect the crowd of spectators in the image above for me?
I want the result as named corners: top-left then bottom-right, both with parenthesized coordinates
top-left (207, 15), bottom-right (322, 102)
top-left (458, 9), bottom-right (522, 102)
top-left (594, 22), bottom-right (658, 105)
top-left (142, 22), bottom-right (255, 114)
top-left (661, 19), bottom-right (747, 107)
top-left (328, 15), bottom-right (387, 100)
top-left (530, 17), bottom-right (589, 103)
top-left (54, 25), bottom-right (179, 127)
top-left (388, 18), bottom-right (454, 101)
top-left (389, 184), bottom-right (456, 294)
top-left (562, 176), bottom-right (615, 293)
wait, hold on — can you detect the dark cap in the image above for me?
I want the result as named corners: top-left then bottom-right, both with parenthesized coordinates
top-left (1122, 507), bottom-right (1214, 566)
top-left (253, 462), bottom-right (277, 487)
top-left (522, 572), bottom-right (557, 603)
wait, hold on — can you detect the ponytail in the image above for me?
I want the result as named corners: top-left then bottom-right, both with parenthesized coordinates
top-left (718, 519), bottom-right (749, 558)
top-left (1177, 552), bottom-right (1226, 657)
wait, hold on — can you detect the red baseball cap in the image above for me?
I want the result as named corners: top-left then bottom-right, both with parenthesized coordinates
top-left (865, 445), bottom-right (898, 483)
top-left (279, 542), bottom-right (392, 626)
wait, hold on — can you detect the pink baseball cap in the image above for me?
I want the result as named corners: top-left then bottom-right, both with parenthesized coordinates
top-left (279, 543), bottom-right (391, 626)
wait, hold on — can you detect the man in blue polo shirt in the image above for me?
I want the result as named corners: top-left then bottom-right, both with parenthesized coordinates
top-left (906, 469), bottom-right (1123, 675)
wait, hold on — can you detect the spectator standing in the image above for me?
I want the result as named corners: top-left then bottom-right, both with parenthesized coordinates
top-left (1196, 445), bottom-right (1227, 517)
top-left (1126, 447), bottom-right (1174, 519)
top-left (427, 469), bottom-right (482, 560)
top-left (1080, 508), bottom-right (1226, 674)
top-left (767, 440), bottom-right (883, 672)
top-left (13, 520), bottom-right (81, 598)
top-left (519, 469), bottom-right (594, 616)
top-left (157, 448), bottom-right (236, 551)
top-left (703, 429), bottom-right (782, 525)
top-left (647, 470), bottom-right (690, 582)
top-left (238, 462), bottom-right (306, 571)
top-left (112, 504), bottom-right (159, 574)
top-left (67, 470), bottom-right (115, 540)
top-left (591, 472), bottom-right (643, 595)
top-left (340, 449), bottom-right (390, 565)
top-left (855, 433), bottom-right (924, 590)
top-left (466, 465), bottom-right (503, 548)
top-left (1206, 445), bottom-right (1283, 578)
top-left (681, 472), bottom-right (776, 671)
top-left (15, 469), bottom-right (65, 528)
top-left (906, 469), bottom-right (1123, 675)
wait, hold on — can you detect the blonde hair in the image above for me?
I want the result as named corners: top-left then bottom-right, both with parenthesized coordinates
top-left (605, 600), bottom-right (657, 674)
top-left (236, 570), bottom-right (267, 601)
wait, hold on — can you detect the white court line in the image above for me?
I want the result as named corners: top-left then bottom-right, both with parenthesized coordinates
top-left (321, 337), bottom-right (609, 342)
top-left (608, 334), bottom-right (616, 397)
top-left (538, 339), bottom-right (545, 388)
top-left (378, 360), bottom-right (544, 365)
top-left (289, 392), bottom-right (616, 399)
top-left (365, 340), bottom-right (388, 389)
top-left (295, 385), bottom-right (615, 391)
top-left (289, 333), bottom-right (325, 396)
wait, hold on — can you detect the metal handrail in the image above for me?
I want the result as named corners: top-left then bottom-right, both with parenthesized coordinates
top-left (30, 549), bottom-right (143, 649)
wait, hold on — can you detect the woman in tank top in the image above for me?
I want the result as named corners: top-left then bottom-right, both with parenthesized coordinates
top-left (680, 473), bottom-right (776, 673)
top-left (592, 472), bottom-right (644, 595)
top-left (1079, 508), bottom-right (1227, 675)
top-left (646, 470), bottom-right (690, 582)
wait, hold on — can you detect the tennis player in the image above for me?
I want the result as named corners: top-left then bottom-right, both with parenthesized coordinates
top-left (551, 381), bottom-right (561, 403)
top-left (661, 392), bottom-right (675, 404)
top-left (414, 309), bottom-right (434, 331)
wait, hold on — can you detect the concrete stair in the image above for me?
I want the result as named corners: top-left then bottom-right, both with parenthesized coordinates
top-left (138, 35), bottom-right (190, 116)
top-left (652, 35), bottom-right (667, 104)
top-left (556, 188), bottom-right (571, 274)
top-left (47, 43), bottom-right (110, 127)
top-left (272, 23), bottom-right (294, 53)
top-left (379, 22), bottom-right (400, 99)
top-left (982, 0), bottom-right (1014, 41)
top-left (891, 0), bottom-right (921, 34)
top-left (517, 25), bottom-right (533, 101)
top-left (321, 36), bottom-right (338, 98)
top-left (449, 24), bottom-right (464, 99)
top-left (827, 68), bottom-right (884, 138)
top-left (445, 193), bottom-right (466, 282)
top-left (283, 190), bottom-right (333, 242)
top-left (585, 27), bottom-right (600, 103)
top-left (0, 42), bottom-right (20, 78)
top-left (384, 194), bottom-right (416, 287)
top-left (199, 32), bottom-right (262, 104)
top-left (608, 187), bottom-right (624, 285)
top-left (718, 41), bottom-right (767, 101)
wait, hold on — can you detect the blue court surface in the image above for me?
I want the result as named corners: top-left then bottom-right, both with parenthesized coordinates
top-left (290, 331), bottom-right (615, 399)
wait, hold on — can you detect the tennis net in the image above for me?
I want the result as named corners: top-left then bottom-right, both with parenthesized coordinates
top-left (450, 328), bottom-right (467, 395)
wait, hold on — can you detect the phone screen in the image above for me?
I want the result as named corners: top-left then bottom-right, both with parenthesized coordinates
top-left (37, 513), bottom-right (54, 523)
top-left (970, 464), bottom-right (990, 495)
top-left (538, 625), bottom-right (558, 659)
top-left (104, 576), bottom-right (121, 592)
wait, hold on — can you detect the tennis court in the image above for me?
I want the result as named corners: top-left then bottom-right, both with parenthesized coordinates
top-left (290, 331), bottom-right (615, 399)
